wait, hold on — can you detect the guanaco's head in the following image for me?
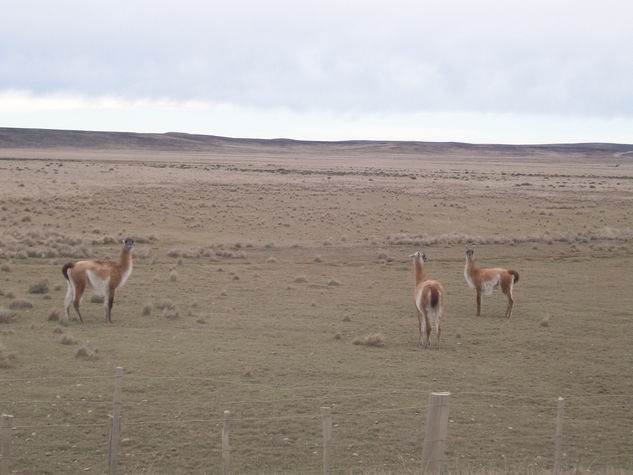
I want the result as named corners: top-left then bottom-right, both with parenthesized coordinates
top-left (122, 238), bottom-right (135, 251)
top-left (465, 248), bottom-right (474, 261)
top-left (409, 251), bottom-right (427, 262)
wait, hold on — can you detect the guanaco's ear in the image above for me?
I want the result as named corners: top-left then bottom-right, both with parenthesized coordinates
top-left (421, 253), bottom-right (427, 262)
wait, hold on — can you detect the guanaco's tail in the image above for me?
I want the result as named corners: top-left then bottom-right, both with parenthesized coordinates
top-left (429, 286), bottom-right (440, 308)
top-left (508, 270), bottom-right (519, 284)
top-left (62, 262), bottom-right (74, 280)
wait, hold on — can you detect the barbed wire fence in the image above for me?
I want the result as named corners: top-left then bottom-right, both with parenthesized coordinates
top-left (1, 368), bottom-right (633, 474)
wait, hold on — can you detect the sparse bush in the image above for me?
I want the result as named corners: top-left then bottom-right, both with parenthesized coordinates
top-left (0, 343), bottom-right (17, 368)
top-left (294, 275), bottom-right (308, 283)
top-left (0, 264), bottom-right (11, 272)
top-left (142, 304), bottom-right (152, 316)
top-left (75, 346), bottom-right (98, 360)
top-left (352, 333), bottom-right (385, 347)
top-left (169, 270), bottom-right (179, 282)
top-left (266, 256), bottom-right (277, 263)
top-left (9, 299), bottom-right (32, 309)
top-left (328, 279), bottom-right (341, 286)
top-left (0, 309), bottom-right (19, 324)
top-left (53, 325), bottom-right (64, 334)
top-left (127, 233), bottom-right (155, 244)
top-left (60, 334), bottom-right (76, 345)
top-left (48, 310), bottom-right (60, 321)
top-left (168, 248), bottom-right (184, 258)
top-left (90, 295), bottom-right (104, 304)
top-left (155, 299), bottom-right (175, 310)
top-left (162, 306), bottom-right (180, 320)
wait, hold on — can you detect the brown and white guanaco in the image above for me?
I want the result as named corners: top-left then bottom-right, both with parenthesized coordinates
top-left (62, 238), bottom-right (134, 323)
top-left (464, 248), bottom-right (519, 319)
top-left (411, 251), bottom-right (445, 349)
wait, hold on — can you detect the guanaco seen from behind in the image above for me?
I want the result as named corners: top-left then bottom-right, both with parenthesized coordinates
top-left (411, 251), bottom-right (445, 349)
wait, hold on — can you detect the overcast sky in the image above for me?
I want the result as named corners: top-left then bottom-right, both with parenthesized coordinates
top-left (2, 0), bottom-right (633, 143)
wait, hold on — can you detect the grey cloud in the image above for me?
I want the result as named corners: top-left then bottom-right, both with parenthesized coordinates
top-left (2, 0), bottom-right (632, 117)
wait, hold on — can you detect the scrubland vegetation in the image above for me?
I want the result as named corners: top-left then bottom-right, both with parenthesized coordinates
top-left (1, 142), bottom-right (632, 473)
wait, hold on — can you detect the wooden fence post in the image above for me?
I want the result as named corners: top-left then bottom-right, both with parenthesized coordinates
top-left (1, 414), bottom-right (13, 475)
top-left (222, 410), bottom-right (231, 475)
top-left (320, 407), bottom-right (332, 474)
top-left (554, 397), bottom-right (564, 475)
top-left (421, 391), bottom-right (451, 474)
top-left (109, 366), bottom-right (123, 475)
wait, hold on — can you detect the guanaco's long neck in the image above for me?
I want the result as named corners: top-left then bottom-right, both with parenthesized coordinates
top-left (119, 248), bottom-right (132, 271)
top-left (414, 259), bottom-right (427, 285)
top-left (465, 258), bottom-right (476, 276)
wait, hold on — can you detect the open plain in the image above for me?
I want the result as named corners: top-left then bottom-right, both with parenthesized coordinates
top-left (1, 129), bottom-right (633, 473)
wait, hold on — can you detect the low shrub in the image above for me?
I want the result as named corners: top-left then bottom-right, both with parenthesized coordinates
top-left (28, 281), bottom-right (49, 294)
top-left (0, 309), bottom-right (19, 324)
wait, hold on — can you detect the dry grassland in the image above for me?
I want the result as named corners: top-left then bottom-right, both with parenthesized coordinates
top-left (1, 138), bottom-right (633, 473)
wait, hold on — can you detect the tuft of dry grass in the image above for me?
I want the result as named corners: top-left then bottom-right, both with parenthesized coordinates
top-left (0, 308), bottom-right (19, 324)
top-left (28, 280), bottom-right (49, 294)
top-left (90, 295), bottom-right (104, 304)
top-left (48, 310), bottom-right (60, 321)
top-left (0, 343), bottom-right (17, 368)
top-left (266, 256), bottom-right (277, 263)
top-left (75, 346), bottom-right (99, 360)
top-left (155, 298), bottom-right (180, 319)
top-left (169, 270), bottom-right (179, 282)
top-left (59, 334), bottom-right (76, 345)
top-left (9, 299), bottom-right (33, 309)
top-left (294, 275), bottom-right (308, 283)
top-left (53, 325), bottom-right (64, 334)
top-left (142, 304), bottom-right (152, 316)
top-left (352, 333), bottom-right (385, 347)
top-left (154, 299), bottom-right (175, 310)
top-left (162, 306), bottom-right (180, 320)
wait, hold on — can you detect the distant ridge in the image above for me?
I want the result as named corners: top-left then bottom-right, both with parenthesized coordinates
top-left (1, 127), bottom-right (631, 158)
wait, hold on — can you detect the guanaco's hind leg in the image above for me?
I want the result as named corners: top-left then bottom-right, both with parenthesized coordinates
top-left (435, 315), bottom-right (441, 350)
top-left (71, 274), bottom-right (86, 323)
top-left (421, 310), bottom-right (431, 349)
top-left (476, 289), bottom-right (482, 316)
top-left (416, 310), bottom-right (423, 346)
top-left (64, 280), bottom-right (74, 322)
top-left (501, 274), bottom-right (514, 319)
